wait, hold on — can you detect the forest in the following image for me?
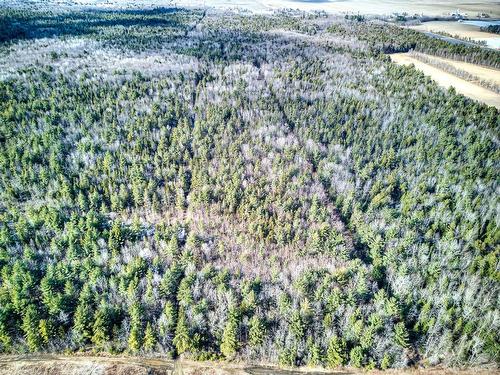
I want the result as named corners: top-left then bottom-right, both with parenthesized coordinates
top-left (0, 6), bottom-right (499, 370)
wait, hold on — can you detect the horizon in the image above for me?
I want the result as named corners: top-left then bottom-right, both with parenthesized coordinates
top-left (5, 0), bottom-right (500, 17)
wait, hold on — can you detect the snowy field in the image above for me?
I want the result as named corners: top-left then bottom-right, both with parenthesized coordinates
top-left (6, 0), bottom-right (500, 17)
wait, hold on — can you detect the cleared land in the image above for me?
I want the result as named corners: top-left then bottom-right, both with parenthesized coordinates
top-left (14, 0), bottom-right (500, 17)
top-left (0, 355), bottom-right (496, 375)
top-left (418, 53), bottom-right (500, 85)
top-left (260, 1), bottom-right (500, 17)
top-left (390, 52), bottom-right (500, 109)
top-left (409, 21), bottom-right (500, 49)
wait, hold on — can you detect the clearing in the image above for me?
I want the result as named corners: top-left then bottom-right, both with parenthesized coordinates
top-left (413, 53), bottom-right (500, 85)
top-left (409, 21), bottom-right (500, 49)
top-left (390, 52), bottom-right (500, 109)
top-left (0, 355), bottom-right (495, 375)
top-left (17, 0), bottom-right (500, 18)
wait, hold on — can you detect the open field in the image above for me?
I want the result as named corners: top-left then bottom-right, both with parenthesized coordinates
top-left (0, 355), bottom-right (496, 375)
top-left (7, 0), bottom-right (500, 17)
top-left (390, 52), bottom-right (500, 108)
top-left (409, 21), bottom-right (500, 49)
top-left (259, 1), bottom-right (500, 17)
top-left (415, 53), bottom-right (500, 85)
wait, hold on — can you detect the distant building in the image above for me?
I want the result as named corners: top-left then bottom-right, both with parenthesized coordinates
top-left (450, 9), bottom-right (465, 19)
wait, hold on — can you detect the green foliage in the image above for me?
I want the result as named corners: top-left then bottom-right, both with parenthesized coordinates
top-left (380, 353), bottom-right (393, 369)
top-left (279, 345), bottom-right (297, 367)
top-left (326, 336), bottom-right (346, 368)
top-left (394, 322), bottom-right (409, 348)
top-left (0, 6), bottom-right (498, 370)
top-left (39, 319), bottom-right (55, 345)
top-left (248, 315), bottom-right (266, 347)
top-left (143, 322), bottom-right (157, 351)
top-left (22, 305), bottom-right (41, 352)
top-left (73, 284), bottom-right (94, 344)
top-left (307, 339), bottom-right (323, 366)
top-left (108, 220), bottom-right (124, 257)
top-left (92, 303), bottom-right (112, 348)
top-left (221, 307), bottom-right (239, 358)
top-left (128, 301), bottom-right (143, 352)
top-left (128, 326), bottom-right (142, 352)
top-left (173, 308), bottom-right (191, 355)
top-left (349, 346), bottom-right (365, 368)
top-left (289, 310), bottom-right (305, 339)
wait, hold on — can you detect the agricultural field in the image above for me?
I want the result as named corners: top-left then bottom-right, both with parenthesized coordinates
top-left (0, 3), bottom-right (499, 374)
top-left (409, 21), bottom-right (500, 49)
top-left (5, 0), bottom-right (500, 17)
top-left (390, 52), bottom-right (500, 108)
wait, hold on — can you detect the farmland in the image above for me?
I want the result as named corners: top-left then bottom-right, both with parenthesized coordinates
top-left (409, 21), bottom-right (500, 50)
top-left (390, 52), bottom-right (500, 108)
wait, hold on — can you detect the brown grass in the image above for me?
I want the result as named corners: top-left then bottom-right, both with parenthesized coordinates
top-left (169, 0), bottom-right (500, 17)
top-left (0, 355), bottom-right (497, 375)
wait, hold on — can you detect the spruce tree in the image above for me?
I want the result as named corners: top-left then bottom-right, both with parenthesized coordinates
top-left (248, 315), bottom-right (265, 347)
top-left (128, 325), bottom-right (141, 352)
top-left (92, 304), bottom-right (110, 348)
top-left (349, 346), bottom-right (364, 368)
top-left (143, 322), bottom-right (157, 351)
top-left (73, 284), bottom-right (94, 343)
top-left (221, 310), bottom-right (239, 358)
top-left (38, 319), bottom-right (54, 345)
top-left (326, 335), bottom-right (346, 368)
top-left (173, 307), bottom-right (190, 355)
top-left (394, 322), bottom-right (409, 348)
top-left (22, 305), bottom-right (41, 352)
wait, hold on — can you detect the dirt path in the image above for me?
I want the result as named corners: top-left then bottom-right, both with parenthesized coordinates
top-left (0, 355), bottom-right (344, 375)
top-left (422, 54), bottom-right (500, 85)
top-left (390, 53), bottom-right (500, 109)
top-left (0, 355), bottom-right (495, 375)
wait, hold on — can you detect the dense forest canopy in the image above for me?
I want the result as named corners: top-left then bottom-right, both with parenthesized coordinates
top-left (0, 6), bottom-right (499, 370)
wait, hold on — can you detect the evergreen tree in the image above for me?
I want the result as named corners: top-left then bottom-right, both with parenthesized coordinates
top-left (143, 322), bottom-right (157, 351)
top-left (381, 353), bottom-right (392, 369)
top-left (349, 346), bottom-right (364, 368)
top-left (326, 335), bottom-right (346, 368)
top-left (289, 310), bottom-right (304, 339)
top-left (128, 325), bottom-right (141, 352)
top-left (128, 301), bottom-right (143, 352)
top-left (394, 322), bottom-right (409, 348)
top-left (108, 220), bottom-right (123, 257)
top-left (221, 307), bottom-right (239, 358)
top-left (173, 307), bottom-right (190, 355)
top-left (39, 319), bottom-right (54, 346)
top-left (73, 284), bottom-right (94, 343)
top-left (248, 315), bottom-right (265, 347)
top-left (92, 304), bottom-right (111, 348)
top-left (307, 339), bottom-right (322, 367)
top-left (22, 305), bottom-right (41, 352)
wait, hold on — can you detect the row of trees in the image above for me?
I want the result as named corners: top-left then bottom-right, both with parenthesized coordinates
top-left (327, 21), bottom-right (500, 68)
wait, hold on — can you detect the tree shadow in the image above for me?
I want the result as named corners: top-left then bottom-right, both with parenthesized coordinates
top-left (0, 6), bottom-right (321, 69)
top-left (0, 7), bottom-right (191, 44)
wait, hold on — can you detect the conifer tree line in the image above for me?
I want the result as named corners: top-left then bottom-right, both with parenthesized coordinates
top-left (0, 6), bottom-right (498, 370)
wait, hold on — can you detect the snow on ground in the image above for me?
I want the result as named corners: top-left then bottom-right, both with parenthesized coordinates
top-left (4, 0), bottom-right (500, 17)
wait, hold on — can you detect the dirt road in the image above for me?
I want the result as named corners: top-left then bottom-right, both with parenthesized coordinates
top-left (0, 355), bottom-right (495, 375)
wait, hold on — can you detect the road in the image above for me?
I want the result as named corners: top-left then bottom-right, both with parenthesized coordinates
top-left (421, 30), bottom-right (484, 47)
